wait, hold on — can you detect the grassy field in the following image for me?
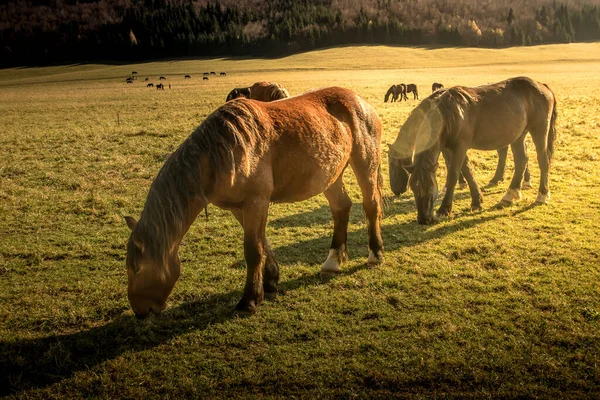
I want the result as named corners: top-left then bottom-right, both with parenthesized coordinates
top-left (1, 43), bottom-right (600, 398)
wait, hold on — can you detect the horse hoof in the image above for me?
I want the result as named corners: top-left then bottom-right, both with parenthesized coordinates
top-left (535, 191), bottom-right (550, 204)
top-left (367, 250), bottom-right (383, 266)
top-left (321, 249), bottom-right (343, 274)
top-left (487, 180), bottom-right (500, 187)
top-left (501, 189), bottom-right (521, 203)
top-left (521, 181), bottom-right (533, 190)
top-left (235, 299), bottom-right (258, 315)
top-left (471, 204), bottom-right (483, 212)
top-left (459, 183), bottom-right (468, 190)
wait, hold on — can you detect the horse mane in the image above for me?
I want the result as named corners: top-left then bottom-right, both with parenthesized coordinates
top-left (409, 144), bottom-right (439, 196)
top-left (132, 100), bottom-right (267, 279)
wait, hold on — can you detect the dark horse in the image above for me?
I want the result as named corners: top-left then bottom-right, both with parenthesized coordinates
top-left (225, 81), bottom-right (290, 102)
top-left (389, 77), bottom-right (557, 224)
top-left (384, 84), bottom-right (406, 103)
top-left (124, 87), bottom-right (384, 317)
top-left (432, 82), bottom-right (444, 93)
top-left (403, 83), bottom-right (419, 100)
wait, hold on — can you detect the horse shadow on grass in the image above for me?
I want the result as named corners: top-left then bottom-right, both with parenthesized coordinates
top-left (1, 198), bottom-right (533, 396)
top-left (0, 260), bottom-right (369, 396)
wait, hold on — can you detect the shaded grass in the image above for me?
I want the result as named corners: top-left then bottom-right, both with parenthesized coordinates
top-left (1, 44), bottom-right (600, 398)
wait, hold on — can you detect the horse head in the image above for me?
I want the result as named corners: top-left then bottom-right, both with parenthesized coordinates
top-left (124, 216), bottom-right (180, 318)
top-left (387, 144), bottom-right (411, 195)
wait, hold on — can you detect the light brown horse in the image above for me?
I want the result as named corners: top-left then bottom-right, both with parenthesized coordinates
top-left (125, 87), bottom-right (384, 317)
top-left (226, 81), bottom-right (290, 102)
top-left (389, 77), bottom-right (557, 224)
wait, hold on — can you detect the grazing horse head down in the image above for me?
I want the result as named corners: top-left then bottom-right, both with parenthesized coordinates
top-left (125, 87), bottom-right (384, 317)
top-left (390, 77), bottom-right (557, 224)
top-left (225, 82), bottom-right (290, 103)
top-left (384, 84), bottom-right (405, 103)
top-left (432, 82), bottom-right (444, 93)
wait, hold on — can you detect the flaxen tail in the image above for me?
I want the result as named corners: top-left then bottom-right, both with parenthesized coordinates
top-left (548, 95), bottom-right (557, 165)
top-left (544, 84), bottom-right (558, 164)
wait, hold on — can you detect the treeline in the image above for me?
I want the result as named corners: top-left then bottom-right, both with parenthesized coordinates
top-left (1, 0), bottom-right (600, 66)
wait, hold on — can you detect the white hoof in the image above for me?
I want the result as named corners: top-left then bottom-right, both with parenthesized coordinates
top-left (501, 188), bottom-right (522, 203)
top-left (521, 181), bottom-right (533, 190)
top-left (367, 250), bottom-right (383, 266)
top-left (535, 191), bottom-right (550, 204)
top-left (321, 249), bottom-right (342, 273)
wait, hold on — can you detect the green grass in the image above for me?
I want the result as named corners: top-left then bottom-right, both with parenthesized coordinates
top-left (1, 43), bottom-right (600, 398)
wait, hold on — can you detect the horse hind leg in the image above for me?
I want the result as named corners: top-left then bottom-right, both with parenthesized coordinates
top-left (530, 123), bottom-right (553, 204)
top-left (489, 147), bottom-right (508, 186)
top-left (232, 209), bottom-right (279, 299)
top-left (349, 156), bottom-right (384, 266)
top-left (460, 155), bottom-right (484, 211)
top-left (321, 174), bottom-right (352, 277)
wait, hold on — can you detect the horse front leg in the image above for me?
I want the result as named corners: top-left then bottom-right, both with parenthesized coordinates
top-left (460, 155), bottom-right (484, 211)
top-left (437, 146), bottom-right (467, 218)
top-left (236, 199), bottom-right (270, 314)
top-left (231, 209), bottom-right (279, 299)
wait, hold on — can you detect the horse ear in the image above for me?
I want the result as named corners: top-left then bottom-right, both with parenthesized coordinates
top-left (402, 164), bottom-right (415, 175)
top-left (125, 216), bottom-right (137, 231)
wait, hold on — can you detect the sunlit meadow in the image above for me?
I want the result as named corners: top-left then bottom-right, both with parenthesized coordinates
top-left (1, 43), bottom-right (599, 398)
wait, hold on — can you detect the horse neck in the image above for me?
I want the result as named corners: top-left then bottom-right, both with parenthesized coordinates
top-left (414, 140), bottom-right (441, 171)
top-left (139, 146), bottom-right (210, 255)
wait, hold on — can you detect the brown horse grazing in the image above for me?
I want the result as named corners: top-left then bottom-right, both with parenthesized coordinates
top-left (124, 87), bottom-right (384, 317)
top-left (403, 83), bottom-right (418, 100)
top-left (389, 77), bottom-right (556, 224)
top-left (432, 82), bottom-right (444, 93)
top-left (384, 84), bottom-right (405, 103)
top-left (156, 83), bottom-right (164, 90)
top-left (225, 81), bottom-right (290, 102)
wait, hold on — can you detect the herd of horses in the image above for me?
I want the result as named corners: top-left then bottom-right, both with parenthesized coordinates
top-left (384, 83), bottom-right (420, 102)
top-left (125, 72), bottom-right (227, 85)
top-left (124, 77), bottom-right (557, 317)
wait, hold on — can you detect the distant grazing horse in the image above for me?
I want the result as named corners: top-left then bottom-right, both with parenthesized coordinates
top-left (147, 83), bottom-right (154, 88)
top-left (388, 77), bottom-right (556, 224)
top-left (210, 72), bottom-right (216, 75)
top-left (403, 84), bottom-right (418, 100)
top-left (156, 83), bottom-right (164, 90)
top-left (203, 77), bottom-right (209, 81)
top-left (203, 72), bottom-right (209, 76)
top-left (145, 77), bottom-right (149, 82)
top-left (132, 71), bottom-right (138, 75)
top-left (432, 82), bottom-right (444, 93)
top-left (159, 76), bottom-right (166, 80)
top-left (384, 84), bottom-right (406, 103)
top-left (124, 87), bottom-right (384, 317)
top-left (126, 78), bottom-right (133, 84)
top-left (225, 81), bottom-right (290, 102)
top-left (185, 75), bottom-right (191, 79)
top-left (225, 87), bottom-right (251, 101)
top-left (220, 72), bottom-right (227, 76)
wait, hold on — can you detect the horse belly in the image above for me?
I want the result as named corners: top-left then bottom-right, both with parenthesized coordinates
top-left (270, 139), bottom-right (351, 202)
top-left (471, 104), bottom-right (528, 150)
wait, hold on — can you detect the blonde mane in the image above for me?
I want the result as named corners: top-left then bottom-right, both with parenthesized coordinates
top-left (129, 100), bottom-right (267, 279)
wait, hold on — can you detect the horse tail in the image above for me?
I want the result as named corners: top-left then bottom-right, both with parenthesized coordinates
top-left (546, 88), bottom-right (558, 165)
